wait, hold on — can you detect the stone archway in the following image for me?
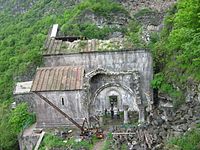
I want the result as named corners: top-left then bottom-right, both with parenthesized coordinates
top-left (83, 68), bottom-right (145, 123)
top-left (91, 84), bottom-right (139, 114)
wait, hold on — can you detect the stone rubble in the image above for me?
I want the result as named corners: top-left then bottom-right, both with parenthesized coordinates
top-left (62, 38), bottom-right (133, 52)
top-left (109, 100), bottom-right (200, 150)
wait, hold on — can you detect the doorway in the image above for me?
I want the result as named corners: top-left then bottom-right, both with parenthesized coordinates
top-left (109, 96), bottom-right (118, 107)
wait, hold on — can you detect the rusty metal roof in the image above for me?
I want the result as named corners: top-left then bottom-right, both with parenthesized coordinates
top-left (31, 66), bottom-right (84, 92)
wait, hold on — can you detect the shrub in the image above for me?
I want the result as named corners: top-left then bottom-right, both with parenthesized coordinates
top-left (166, 126), bottom-right (200, 150)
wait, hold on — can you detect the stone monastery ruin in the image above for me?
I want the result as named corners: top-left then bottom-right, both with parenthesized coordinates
top-left (14, 24), bottom-right (153, 128)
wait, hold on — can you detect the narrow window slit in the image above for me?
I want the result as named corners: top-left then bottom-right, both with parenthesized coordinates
top-left (61, 98), bottom-right (64, 105)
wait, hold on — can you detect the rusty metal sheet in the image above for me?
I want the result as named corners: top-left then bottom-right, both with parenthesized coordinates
top-left (31, 66), bottom-right (84, 92)
top-left (70, 67), bottom-right (77, 90)
top-left (31, 70), bottom-right (42, 91)
top-left (37, 69), bottom-right (46, 91)
top-left (75, 67), bottom-right (81, 89)
top-left (65, 67), bottom-right (72, 90)
top-left (46, 68), bottom-right (55, 91)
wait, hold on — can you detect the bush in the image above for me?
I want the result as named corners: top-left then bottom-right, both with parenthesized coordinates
top-left (39, 133), bottom-right (99, 150)
top-left (166, 126), bottom-right (200, 150)
top-left (0, 103), bottom-right (35, 149)
top-left (60, 0), bottom-right (129, 39)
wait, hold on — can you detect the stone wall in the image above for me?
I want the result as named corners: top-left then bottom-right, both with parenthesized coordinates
top-left (43, 50), bottom-right (153, 104)
top-left (89, 72), bottom-right (140, 114)
top-left (14, 93), bottom-right (36, 112)
top-left (18, 134), bottom-right (39, 150)
top-left (35, 91), bottom-right (87, 128)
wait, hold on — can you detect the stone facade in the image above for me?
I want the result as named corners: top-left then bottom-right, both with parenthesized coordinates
top-left (15, 49), bottom-right (152, 128)
top-left (14, 23), bottom-right (153, 128)
top-left (39, 49), bottom-right (152, 127)
top-left (44, 50), bottom-right (152, 95)
top-left (35, 91), bottom-right (86, 128)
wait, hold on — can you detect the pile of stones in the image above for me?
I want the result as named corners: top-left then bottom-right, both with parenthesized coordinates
top-left (109, 100), bottom-right (200, 150)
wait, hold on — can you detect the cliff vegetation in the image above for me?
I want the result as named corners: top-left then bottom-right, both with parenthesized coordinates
top-left (0, 0), bottom-right (200, 149)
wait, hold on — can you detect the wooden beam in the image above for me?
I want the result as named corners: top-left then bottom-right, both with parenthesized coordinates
top-left (34, 131), bottom-right (45, 150)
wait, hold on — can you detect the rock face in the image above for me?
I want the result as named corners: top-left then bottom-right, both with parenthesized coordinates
top-left (116, 0), bottom-right (176, 14)
top-left (0, 0), bottom-right (37, 14)
top-left (77, 9), bottom-right (130, 28)
top-left (115, 0), bottom-right (176, 42)
top-left (0, 0), bottom-right (81, 15)
top-left (109, 100), bottom-right (200, 150)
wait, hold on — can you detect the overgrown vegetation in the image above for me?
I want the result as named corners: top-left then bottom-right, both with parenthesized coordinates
top-left (0, 103), bottom-right (35, 149)
top-left (150, 0), bottom-right (200, 107)
top-left (165, 124), bottom-right (200, 150)
top-left (134, 8), bottom-right (156, 18)
top-left (60, 0), bottom-right (128, 39)
top-left (0, 0), bottom-right (76, 149)
top-left (1, 0), bottom-right (200, 149)
top-left (102, 132), bottom-right (113, 150)
top-left (126, 19), bottom-right (144, 48)
top-left (39, 133), bottom-right (100, 150)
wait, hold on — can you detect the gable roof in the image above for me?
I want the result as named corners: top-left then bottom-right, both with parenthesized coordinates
top-left (31, 66), bottom-right (84, 92)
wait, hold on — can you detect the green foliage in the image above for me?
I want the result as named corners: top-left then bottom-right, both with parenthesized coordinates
top-left (0, 0), bottom-right (75, 149)
top-left (74, 0), bottom-right (128, 18)
top-left (0, 0), bottom-right (77, 102)
top-left (126, 19), bottom-right (143, 47)
top-left (60, 0), bottom-right (128, 39)
top-left (107, 132), bottom-right (113, 139)
top-left (166, 125), bottom-right (200, 150)
top-left (8, 103), bottom-right (36, 133)
top-left (102, 140), bottom-right (111, 150)
top-left (0, 103), bottom-right (35, 149)
top-left (102, 132), bottom-right (113, 150)
top-left (39, 133), bottom-right (99, 150)
top-left (121, 143), bottom-right (128, 150)
top-left (134, 8), bottom-right (156, 18)
top-left (151, 0), bottom-right (200, 106)
top-left (39, 134), bottom-right (66, 148)
top-left (152, 73), bottom-right (184, 108)
top-left (61, 23), bottom-right (115, 39)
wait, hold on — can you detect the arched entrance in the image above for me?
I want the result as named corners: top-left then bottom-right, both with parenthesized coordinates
top-left (83, 68), bottom-right (145, 124)
top-left (89, 84), bottom-right (140, 125)
top-left (90, 85), bottom-right (139, 114)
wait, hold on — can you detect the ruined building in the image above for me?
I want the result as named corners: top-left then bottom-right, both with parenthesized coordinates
top-left (14, 24), bottom-right (153, 128)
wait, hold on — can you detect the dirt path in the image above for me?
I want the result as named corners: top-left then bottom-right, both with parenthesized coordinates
top-left (93, 140), bottom-right (105, 150)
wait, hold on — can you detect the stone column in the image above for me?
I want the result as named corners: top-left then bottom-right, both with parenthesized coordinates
top-left (123, 105), bottom-right (129, 124)
top-left (138, 106), bottom-right (145, 123)
top-left (99, 112), bottom-right (103, 127)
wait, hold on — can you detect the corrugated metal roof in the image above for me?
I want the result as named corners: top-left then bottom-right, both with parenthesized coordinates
top-left (31, 66), bottom-right (84, 92)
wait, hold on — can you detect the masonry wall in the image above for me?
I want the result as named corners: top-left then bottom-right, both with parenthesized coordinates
top-left (90, 73), bottom-right (139, 113)
top-left (14, 93), bottom-right (36, 112)
top-left (43, 50), bottom-right (153, 102)
top-left (35, 90), bottom-right (87, 128)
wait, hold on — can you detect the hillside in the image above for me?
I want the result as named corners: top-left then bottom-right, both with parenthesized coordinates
top-left (0, 0), bottom-right (200, 149)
